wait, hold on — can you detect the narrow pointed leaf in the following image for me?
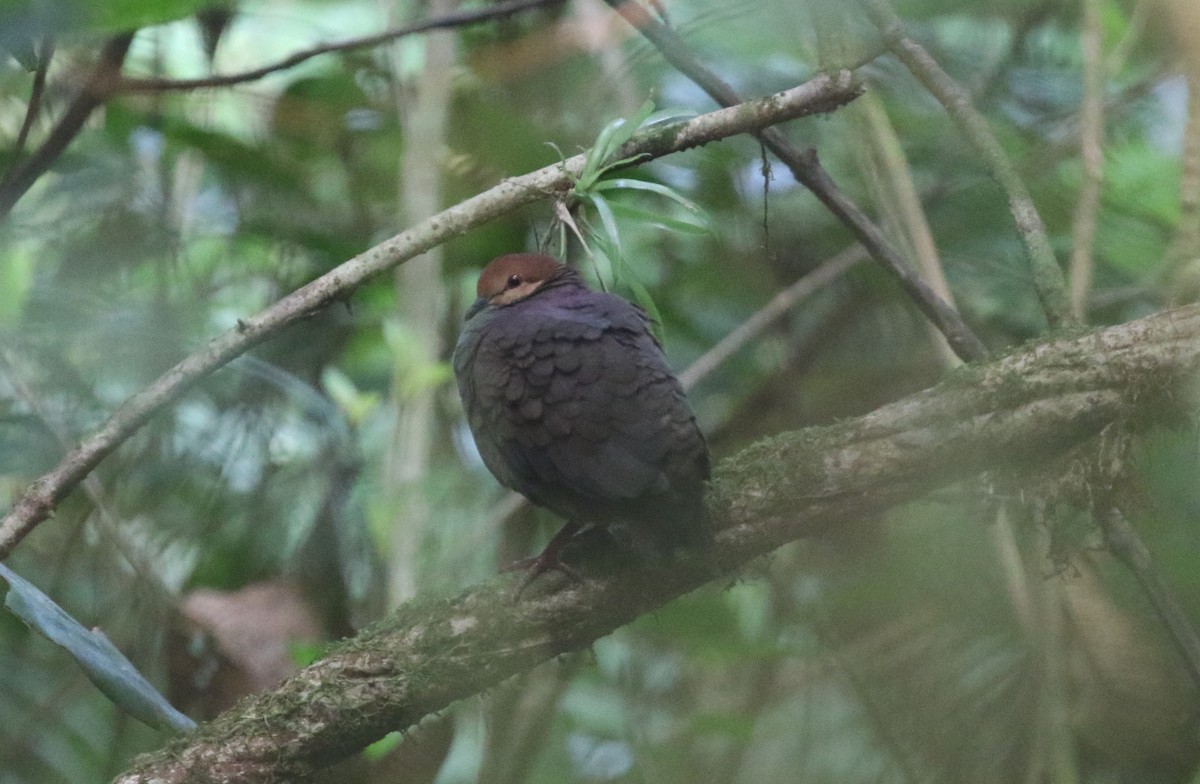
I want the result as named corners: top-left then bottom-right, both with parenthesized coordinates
top-left (627, 278), bottom-right (666, 344)
top-left (590, 116), bottom-right (632, 172)
top-left (585, 193), bottom-right (624, 258)
top-left (643, 108), bottom-right (698, 127)
top-left (607, 201), bottom-right (711, 235)
top-left (0, 564), bottom-right (196, 733)
top-left (605, 100), bottom-right (657, 151)
top-left (592, 179), bottom-right (706, 215)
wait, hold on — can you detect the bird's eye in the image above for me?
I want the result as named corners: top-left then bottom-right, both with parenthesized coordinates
top-left (506, 274), bottom-right (522, 288)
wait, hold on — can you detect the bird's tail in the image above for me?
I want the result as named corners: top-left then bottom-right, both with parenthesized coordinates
top-left (623, 494), bottom-right (712, 558)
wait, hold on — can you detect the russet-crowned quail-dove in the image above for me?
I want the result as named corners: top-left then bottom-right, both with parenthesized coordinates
top-left (453, 253), bottom-right (710, 580)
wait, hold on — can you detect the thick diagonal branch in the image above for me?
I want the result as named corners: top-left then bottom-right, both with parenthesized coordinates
top-left (0, 73), bottom-right (862, 561)
top-left (114, 305), bottom-right (1200, 784)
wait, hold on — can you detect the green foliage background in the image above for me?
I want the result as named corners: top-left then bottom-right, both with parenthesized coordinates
top-left (0, 0), bottom-right (1197, 781)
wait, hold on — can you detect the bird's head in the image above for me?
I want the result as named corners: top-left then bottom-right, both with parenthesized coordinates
top-left (465, 254), bottom-right (576, 320)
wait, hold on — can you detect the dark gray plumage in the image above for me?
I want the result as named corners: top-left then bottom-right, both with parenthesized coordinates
top-left (453, 253), bottom-right (709, 574)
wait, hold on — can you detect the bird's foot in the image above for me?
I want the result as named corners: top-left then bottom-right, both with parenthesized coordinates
top-left (505, 521), bottom-right (586, 596)
top-left (505, 550), bottom-right (583, 589)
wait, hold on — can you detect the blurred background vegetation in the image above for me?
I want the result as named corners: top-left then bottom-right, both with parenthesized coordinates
top-left (0, 0), bottom-right (1198, 781)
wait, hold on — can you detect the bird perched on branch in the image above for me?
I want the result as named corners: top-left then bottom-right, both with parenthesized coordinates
top-left (453, 253), bottom-right (710, 582)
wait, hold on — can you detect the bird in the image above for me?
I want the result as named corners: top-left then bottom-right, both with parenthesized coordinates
top-left (452, 253), bottom-right (710, 582)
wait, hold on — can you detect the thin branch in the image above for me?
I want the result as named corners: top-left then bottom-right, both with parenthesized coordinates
top-left (599, 0), bottom-right (989, 364)
top-left (115, 0), bottom-right (566, 93)
top-left (0, 73), bottom-right (863, 562)
top-left (3, 37), bottom-right (54, 180)
top-left (677, 245), bottom-right (867, 390)
top-left (0, 33), bottom-right (133, 222)
top-left (1068, 0), bottom-right (1106, 320)
top-left (702, 293), bottom-right (864, 449)
top-left (856, 91), bottom-right (961, 366)
top-left (860, 0), bottom-right (1075, 329)
top-left (1099, 507), bottom-right (1200, 691)
top-left (112, 304), bottom-right (1200, 783)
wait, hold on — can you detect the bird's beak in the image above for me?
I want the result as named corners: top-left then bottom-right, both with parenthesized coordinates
top-left (465, 297), bottom-right (488, 321)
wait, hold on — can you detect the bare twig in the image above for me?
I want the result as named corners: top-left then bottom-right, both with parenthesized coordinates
top-left (599, 0), bottom-right (988, 363)
top-left (0, 73), bottom-right (862, 561)
top-left (0, 33), bottom-right (133, 222)
top-left (112, 305), bottom-right (1200, 783)
top-left (1068, 0), bottom-right (1106, 319)
top-left (677, 246), bottom-right (867, 390)
top-left (115, 0), bottom-right (566, 93)
top-left (1099, 507), bottom-right (1200, 691)
top-left (855, 91), bottom-right (961, 366)
top-left (860, 0), bottom-right (1074, 329)
top-left (3, 37), bottom-right (54, 180)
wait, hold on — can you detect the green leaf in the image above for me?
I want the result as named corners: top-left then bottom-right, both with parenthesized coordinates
top-left (590, 100), bottom-right (654, 167)
top-left (603, 99), bottom-right (656, 154)
top-left (0, 564), bottom-right (196, 733)
top-left (555, 220), bottom-right (569, 260)
top-left (574, 176), bottom-right (711, 253)
top-left (575, 100), bottom-right (658, 191)
top-left (643, 107), bottom-right (698, 127)
top-left (597, 152), bottom-right (651, 173)
top-left (585, 193), bottom-right (624, 258)
top-left (584, 226), bottom-right (617, 290)
top-left (590, 116), bottom-right (632, 169)
top-left (626, 277), bottom-right (665, 344)
top-left (592, 178), bottom-right (706, 216)
top-left (606, 200), bottom-right (710, 235)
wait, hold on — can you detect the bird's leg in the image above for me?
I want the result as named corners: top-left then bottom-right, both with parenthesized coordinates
top-left (505, 520), bottom-right (586, 589)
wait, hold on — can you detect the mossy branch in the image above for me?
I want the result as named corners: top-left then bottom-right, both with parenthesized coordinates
top-left (114, 305), bottom-right (1200, 784)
